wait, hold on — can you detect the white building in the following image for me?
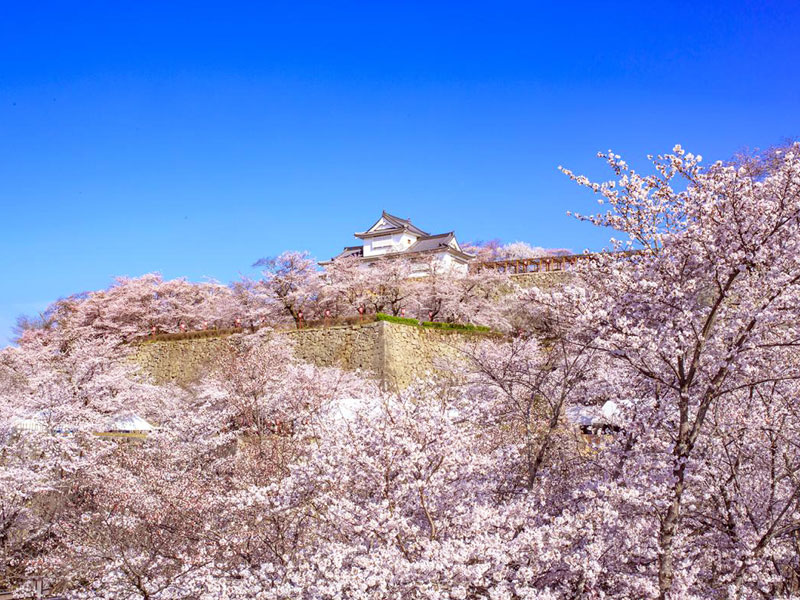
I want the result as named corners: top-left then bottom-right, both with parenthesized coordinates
top-left (8, 412), bottom-right (156, 439)
top-left (322, 211), bottom-right (475, 274)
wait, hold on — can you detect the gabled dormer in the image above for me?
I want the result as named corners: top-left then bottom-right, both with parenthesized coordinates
top-left (356, 211), bottom-right (429, 258)
top-left (355, 211), bottom-right (429, 238)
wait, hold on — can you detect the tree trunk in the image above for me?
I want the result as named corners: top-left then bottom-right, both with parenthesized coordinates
top-left (658, 451), bottom-right (687, 598)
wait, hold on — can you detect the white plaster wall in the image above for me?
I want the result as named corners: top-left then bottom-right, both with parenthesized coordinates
top-left (400, 252), bottom-right (469, 277)
top-left (363, 231), bottom-right (419, 257)
top-left (434, 252), bottom-right (469, 274)
top-left (398, 231), bottom-right (417, 250)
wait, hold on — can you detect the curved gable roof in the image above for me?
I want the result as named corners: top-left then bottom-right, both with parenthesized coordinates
top-left (356, 210), bottom-right (429, 238)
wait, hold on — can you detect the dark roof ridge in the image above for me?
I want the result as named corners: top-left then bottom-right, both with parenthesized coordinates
top-left (417, 231), bottom-right (454, 240)
top-left (356, 211), bottom-right (429, 237)
top-left (383, 211), bottom-right (428, 234)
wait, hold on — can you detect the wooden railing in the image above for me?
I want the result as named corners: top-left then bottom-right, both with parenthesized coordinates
top-left (471, 250), bottom-right (642, 275)
top-left (470, 253), bottom-right (593, 275)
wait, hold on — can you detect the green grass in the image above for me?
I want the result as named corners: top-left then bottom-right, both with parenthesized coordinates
top-left (376, 313), bottom-right (420, 326)
top-left (136, 328), bottom-right (244, 343)
top-left (376, 313), bottom-right (493, 334)
top-left (136, 315), bottom-right (496, 343)
top-left (302, 314), bottom-right (378, 328)
top-left (421, 321), bottom-right (491, 332)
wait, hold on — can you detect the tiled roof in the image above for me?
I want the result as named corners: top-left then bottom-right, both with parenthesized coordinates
top-left (356, 211), bottom-right (429, 238)
top-left (331, 246), bottom-right (364, 260)
top-left (323, 213), bottom-right (475, 264)
top-left (406, 232), bottom-right (457, 253)
top-left (378, 211), bottom-right (429, 237)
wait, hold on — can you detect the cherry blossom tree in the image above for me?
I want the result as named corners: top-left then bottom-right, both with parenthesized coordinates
top-left (553, 143), bottom-right (800, 597)
top-left (320, 256), bottom-right (369, 317)
top-left (498, 241), bottom-right (571, 260)
top-left (460, 323), bottom-right (595, 491)
top-left (4, 143), bottom-right (800, 600)
top-left (438, 267), bottom-right (511, 328)
top-left (406, 257), bottom-right (458, 321)
top-left (463, 239), bottom-right (571, 262)
top-left (2, 318), bottom-right (381, 598)
top-left (27, 274), bottom-right (246, 346)
top-left (361, 257), bottom-right (414, 316)
top-left (0, 330), bottom-right (191, 597)
top-left (461, 238), bottom-right (504, 261)
top-left (252, 251), bottom-right (322, 327)
top-left (404, 257), bottom-right (509, 327)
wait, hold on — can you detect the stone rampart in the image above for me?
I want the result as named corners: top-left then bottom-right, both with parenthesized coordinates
top-left (381, 321), bottom-right (468, 389)
top-left (285, 322), bottom-right (383, 375)
top-left (134, 336), bottom-right (231, 385)
top-left (132, 269), bottom-right (577, 388)
top-left (134, 321), bottom-right (482, 390)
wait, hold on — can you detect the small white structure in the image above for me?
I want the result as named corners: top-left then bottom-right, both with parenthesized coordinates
top-left (96, 413), bottom-right (156, 439)
top-left (107, 414), bottom-right (156, 434)
top-left (6, 412), bottom-right (155, 440)
top-left (8, 411), bottom-right (68, 435)
top-left (321, 211), bottom-right (475, 274)
top-left (9, 415), bottom-right (48, 433)
top-left (566, 401), bottom-right (621, 435)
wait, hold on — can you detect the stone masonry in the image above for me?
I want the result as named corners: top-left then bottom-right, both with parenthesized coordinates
top-left (134, 320), bottom-right (481, 390)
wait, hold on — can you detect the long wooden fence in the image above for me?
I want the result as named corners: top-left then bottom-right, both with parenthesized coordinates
top-left (470, 253), bottom-right (593, 275)
top-left (471, 250), bottom-right (642, 275)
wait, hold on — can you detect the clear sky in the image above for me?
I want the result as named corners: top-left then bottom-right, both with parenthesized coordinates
top-left (1, 1), bottom-right (799, 346)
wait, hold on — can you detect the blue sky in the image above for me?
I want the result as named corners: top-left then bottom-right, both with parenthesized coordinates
top-left (1, 1), bottom-right (799, 346)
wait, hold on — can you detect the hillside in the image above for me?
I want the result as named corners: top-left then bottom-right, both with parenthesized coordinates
top-left (3, 146), bottom-right (800, 599)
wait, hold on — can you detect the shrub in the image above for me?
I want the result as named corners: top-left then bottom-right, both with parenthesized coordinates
top-left (421, 321), bottom-right (492, 333)
top-left (302, 314), bottom-right (378, 329)
top-left (375, 313), bottom-right (492, 333)
top-left (376, 313), bottom-right (420, 326)
top-left (136, 328), bottom-right (245, 343)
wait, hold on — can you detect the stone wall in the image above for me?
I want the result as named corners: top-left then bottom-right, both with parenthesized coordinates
top-left (285, 322), bottom-right (383, 375)
top-left (288, 321), bottom-right (473, 389)
top-left (132, 271), bottom-right (576, 388)
top-left (133, 321), bottom-right (479, 390)
top-left (133, 336), bottom-right (232, 385)
top-left (381, 321), bottom-right (468, 389)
